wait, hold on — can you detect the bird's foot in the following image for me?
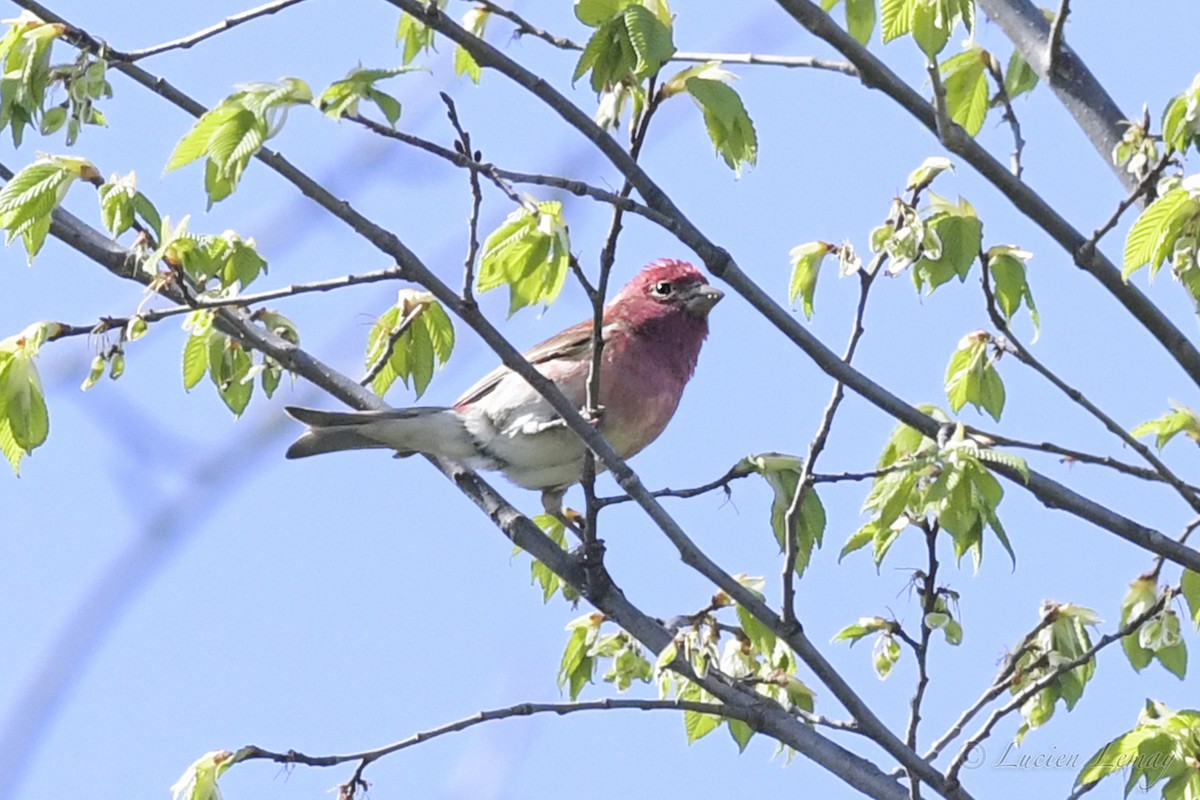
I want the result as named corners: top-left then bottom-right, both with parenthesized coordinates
top-left (555, 506), bottom-right (587, 539)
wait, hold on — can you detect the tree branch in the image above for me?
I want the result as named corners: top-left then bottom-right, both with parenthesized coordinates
top-left (112, 0), bottom-right (309, 61)
top-left (975, 0), bottom-right (1136, 194)
top-left (767, 0), bottom-right (1200, 389)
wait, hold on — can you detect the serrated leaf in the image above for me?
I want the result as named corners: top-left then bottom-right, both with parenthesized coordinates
top-left (1004, 49), bottom-right (1038, 99)
top-left (941, 48), bottom-right (989, 136)
top-left (622, 5), bottom-right (675, 79)
top-left (1183, 569), bottom-right (1200, 628)
top-left (684, 706), bottom-right (721, 743)
top-left (685, 77), bottom-right (757, 176)
top-left (1131, 403), bottom-right (1200, 451)
top-left (182, 331), bottom-right (209, 390)
top-left (880, 0), bottom-right (912, 41)
top-left (1123, 188), bottom-right (1198, 279)
top-left (478, 201), bottom-right (571, 314)
top-left (727, 718), bottom-right (754, 752)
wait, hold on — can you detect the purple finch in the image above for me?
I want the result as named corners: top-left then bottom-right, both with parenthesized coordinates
top-left (285, 259), bottom-right (722, 513)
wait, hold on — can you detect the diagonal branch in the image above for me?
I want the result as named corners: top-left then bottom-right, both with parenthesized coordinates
top-left (377, 0), bottom-right (1200, 583)
top-left (767, 0), bottom-right (1200, 389)
top-left (974, 0), bottom-right (1136, 193)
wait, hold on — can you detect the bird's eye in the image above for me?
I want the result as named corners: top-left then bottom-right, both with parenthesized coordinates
top-left (652, 281), bottom-right (674, 297)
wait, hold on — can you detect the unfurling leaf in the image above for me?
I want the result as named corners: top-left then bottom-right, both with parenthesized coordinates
top-left (0, 321), bottom-right (57, 473)
top-left (1131, 403), bottom-right (1200, 451)
top-left (365, 290), bottom-right (455, 398)
top-left (453, 8), bottom-right (489, 84)
top-left (166, 78), bottom-right (312, 206)
top-left (318, 66), bottom-right (417, 125)
top-left (170, 749), bottom-right (245, 800)
top-left (478, 200), bottom-right (571, 314)
top-left (987, 245), bottom-right (1039, 334)
top-left (744, 453), bottom-right (826, 578)
top-left (944, 331), bottom-right (1005, 421)
top-left (0, 155), bottom-right (97, 262)
top-left (787, 241), bottom-right (834, 318)
top-left (1123, 182), bottom-right (1200, 281)
top-left (685, 76), bottom-right (757, 176)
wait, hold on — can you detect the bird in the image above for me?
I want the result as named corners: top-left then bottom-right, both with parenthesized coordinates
top-left (285, 259), bottom-right (723, 517)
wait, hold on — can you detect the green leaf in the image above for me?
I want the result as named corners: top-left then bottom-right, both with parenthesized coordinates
top-left (622, 5), bottom-right (675, 79)
top-left (576, 0), bottom-right (629, 27)
top-left (988, 246), bottom-right (1039, 333)
top-left (1182, 569), bottom-right (1200, 628)
top-left (1004, 49), bottom-right (1038, 100)
top-left (833, 617), bottom-right (891, 644)
top-left (912, 209), bottom-right (983, 293)
top-left (873, 634), bottom-right (900, 679)
top-left (844, 0), bottom-right (875, 44)
top-left (685, 77), bottom-right (757, 176)
top-left (478, 201), bottom-right (571, 314)
top-left (727, 718), bottom-right (754, 752)
top-left (1123, 187), bottom-right (1199, 279)
top-left (787, 241), bottom-right (831, 318)
top-left (397, 8), bottom-right (441, 65)
top-left (0, 156), bottom-right (92, 262)
top-left (940, 48), bottom-right (989, 136)
top-left (910, 0), bottom-right (950, 58)
top-left (684, 706), bottom-right (721, 743)
top-left (944, 332), bottom-right (1004, 420)
top-left (879, 0), bottom-right (912, 42)
top-left (319, 65), bottom-right (416, 123)
top-left (1131, 403), bottom-right (1200, 451)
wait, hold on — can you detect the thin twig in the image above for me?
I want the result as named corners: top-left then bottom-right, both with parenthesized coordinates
top-left (979, 254), bottom-right (1200, 515)
top-left (782, 256), bottom-right (880, 625)
top-left (672, 51), bottom-right (857, 75)
top-left (113, 0), bottom-right (308, 61)
top-left (1080, 150), bottom-right (1173, 256)
top-left (904, 523), bottom-right (940, 799)
top-left (1045, 0), bottom-right (1070, 79)
top-left (347, 113), bottom-right (672, 227)
top-left (238, 697), bottom-right (751, 771)
top-left (473, 0), bottom-right (859, 76)
top-left (47, 268), bottom-right (403, 341)
top-left (439, 94), bottom-right (484, 303)
top-left (596, 461), bottom-right (756, 509)
top-left (1150, 516), bottom-right (1200, 583)
top-left (359, 301), bottom-right (429, 387)
top-left (982, 51), bottom-right (1025, 178)
top-left (944, 591), bottom-right (1171, 785)
top-left (581, 80), bottom-right (663, 555)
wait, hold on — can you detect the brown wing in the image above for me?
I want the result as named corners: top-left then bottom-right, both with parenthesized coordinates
top-left (454, 317), bottom-right (600, 408)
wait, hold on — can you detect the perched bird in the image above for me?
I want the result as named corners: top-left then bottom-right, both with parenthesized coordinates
top-left (285, 259), bottom-right (723, 514)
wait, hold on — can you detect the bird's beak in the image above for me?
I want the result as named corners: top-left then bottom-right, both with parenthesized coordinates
top-left (683, 283), bottom-right (724, 318)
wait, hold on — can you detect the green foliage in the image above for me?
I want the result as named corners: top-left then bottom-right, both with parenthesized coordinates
top-left (787, 241), bottom-right (833, 319)
top-left (685, 76), bottom-right (757, 176)
top-left (911, 195), bottom-right (983, 293)
top-left (145, 217), bottom-right (269, 291)
top-left (1003, 49), bottom-right (1038, 101)
top-left (944, 331), bottom-right (1005, 421)
top-left (987, 245), bottom-right (1039, 333)
top-left (0, 321), bottom-right (58, 474)
top-left (842, 418), bottom-right (1020, 569)
top-left (573, 1), bottom-right (675, 93)
top-left (1123, 180), bottom-right (1200, 301)
top-left (880, 0), bottom-right (973, 49)
top-left (1183, 569), bottom-right (1200, 630)
top-left (166, 78), bottom-right (312, 207)
top-left (395, 1), bottom-right (447, 65)
top-left (181, 308), bottom-right (294, 417)
top-left (1162, 73), bottom-right (1200, 155)
top-left (1131, 403), bottom-right (1200, 451)
top-left (0, 13), bottom-right (62, 147)
top-left (0, 154), bottom-right (98, 262)
top-left (906, 155), bottom-right (953, 193)
top-left (478, 200), bottom-right (571, 314)
top-left (364, 290), bottom-right (455, 398)
top-left (740, 453), bottom-right (826, 578)
top-left (319, 66), bottom-right (415, 126)
top-left (559, 612), bottom-right (605, 699)
top-left (1012, 603), bottom-right (1100, 742)
top-left (170, 749), bottom-right (244, 800)
top-left (454, 8), bottom-right (490, 84)
top-left (1076, 700), bottom-right (1200, 796)
top-left (98, 171), bottom-right (162, 238)
top-left (1121, 578), bottom-right (1186, 679)
top-left (833, 617), bottom-right (902, 679)
top-left (940, 47), bottom-right (990, 136)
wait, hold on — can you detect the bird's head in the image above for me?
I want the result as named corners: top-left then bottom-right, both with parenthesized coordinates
top-left (608, 259), bottom-right (724, 328)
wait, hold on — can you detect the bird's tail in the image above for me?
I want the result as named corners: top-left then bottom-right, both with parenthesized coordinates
top-left (284, 406), bottom-right (477, 461)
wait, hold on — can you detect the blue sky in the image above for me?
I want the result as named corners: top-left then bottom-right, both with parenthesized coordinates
top-left (2, 2), bottom-right (1198, 798)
